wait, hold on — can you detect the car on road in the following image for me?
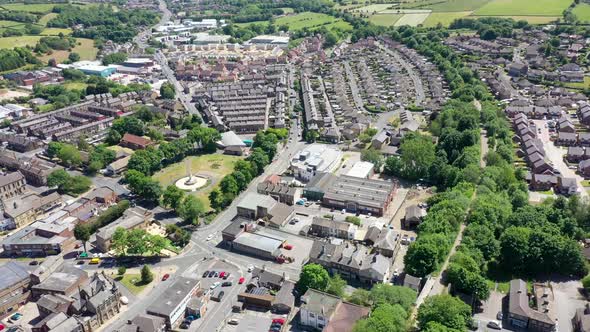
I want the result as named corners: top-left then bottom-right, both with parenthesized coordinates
top-left (29, 260), bottom-right (39, 266)
top-left (206, 234), bottom-right (214, 241)
top-left (222, 281), bottom-right (233, 287)
top-left (9, 313), bottom-right (22, 321)
top-left (239, 277), bottom-right (245, 284)
top-left (210, 281), bottom-right (221, 289)
top-left (283, 244), bottom-right (293, 250)
top-left (179, 322), bottom-right (189, 329)
top-left (208, 271), bottom-right (216, 277)
top-left (496, 311), bottom-right (503, 320)
top-left (223, 272), bottom-right (231, 280)
top-left (162, 274), bottom-right (170, 281)
top-left (486, 321), bottom-right (501, 330)
top-left (202, 270), bottom-right (209, 278)
top-left (247, 265), bottom-right (254, 272)
top-left (77, 260), bottom-right (85, 265)
top-left (272, 318), bottom-right (285, 325)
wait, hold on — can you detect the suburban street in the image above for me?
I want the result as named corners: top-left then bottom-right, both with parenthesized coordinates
top-left (376, 41), bottom-right (425, 106)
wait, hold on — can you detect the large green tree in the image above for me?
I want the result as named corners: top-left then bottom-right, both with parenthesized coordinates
top-left (353, 304), bottom-right (407, 332)
top-left (297, 263), bottom-right (330, 294)
top-left (417, 295), bottom-right (472, 331)
top-left (178, 195), bottom-right (205, 224)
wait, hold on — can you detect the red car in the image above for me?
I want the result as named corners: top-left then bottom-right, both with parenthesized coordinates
top-left (283, 244), bottom-right (293, 250)
top-left (272, 318), bottom-right (285, 325)
top-left (238, 277), bottom-right (245, 284)
top-left (219, 271), bottom-right (226, 278)
top-left (162, 274), bottom-right (170, 281)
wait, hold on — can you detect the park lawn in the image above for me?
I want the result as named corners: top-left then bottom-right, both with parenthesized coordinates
top-left (369, 13), bottom-right (403, 27)
top-left (422, 11), bottom-right (472, 27)
top-left (116, 273), bottom-right (151, 295)
top-left (40, 28), bottom-right (72, 36)
top-left (474, 0), bottom-right (571, 16)
top-left (0, 35), bottom-right (42, 48)
top-left (152, 154), bottom-right (242, 211)
top-left (573, 3), bottom-right (590, 22)
top-left (426, 0), bottom-right (491, 12)
top-left (275, 12), bottom-right (347, 31)
top-left (394, 13), bottom-right (430, 26)
top-left (38, 13), bottom-right (58, 26)
top-left (2, 3), bottom-right (57, 13)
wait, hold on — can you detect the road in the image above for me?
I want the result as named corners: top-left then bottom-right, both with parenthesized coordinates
top-left (133, 0), bottom-right (172, 49)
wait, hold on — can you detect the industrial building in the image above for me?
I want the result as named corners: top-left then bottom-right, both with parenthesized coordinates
top-left (146, 277), bottom-right (200, 328)
top-left (290, 144), bottom-right (343, 182)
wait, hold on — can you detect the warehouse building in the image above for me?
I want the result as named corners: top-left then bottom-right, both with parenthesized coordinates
top-left (229, 230), bottom-right (285, 260)
top-left (78, 65), bottom-right (117, 77)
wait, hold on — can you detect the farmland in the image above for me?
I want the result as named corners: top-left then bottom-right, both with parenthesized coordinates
top-left (368, 13), bottom-right (403, 26)
top-left (275, 12), bottom-right (352, 31)
top-left (36, 38), bottom-right (98, 63)
top-left (394, 12), bottom-right (430, 26)
top-left (474, 0), bottom-right (572, 16)
top-left (0, 35), bottom-right (42, 48)
top-left (38, 13), bottom-right (58, 26)
top-left (423, 11), bottom-right (473, 27)
top-left (1, 3), bottom-right (57, 13)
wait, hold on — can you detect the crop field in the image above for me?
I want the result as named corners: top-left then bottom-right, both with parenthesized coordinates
top-left (424, 0), bottom-right (491, 12)
top-left (572, 3), bottom-right (590, 22)
top-left (423, 11), bottom-right (472, 27)
top-left (474, 0), bottom-right (572, 16)
top-left (394, 12), bottom-right (431, 26)
top-left (369, 13), bottom-right (403, 26)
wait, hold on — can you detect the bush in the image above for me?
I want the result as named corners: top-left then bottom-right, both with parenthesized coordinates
top-left (118, 266), bottom-right (126, 275)
top-left (345, 216), bottom-right (361, 226)
top-left (583, 275), bottom-right (590, 290)
top-left (141, 265), bottom-right (153, 284)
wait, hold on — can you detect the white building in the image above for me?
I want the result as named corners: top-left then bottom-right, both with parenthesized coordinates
top-left (247, 35), bottom-right (290, 48)
top-left (345, 161), bottom-right (375, 178)
top-left (290, 144), bottom-right (342, 182)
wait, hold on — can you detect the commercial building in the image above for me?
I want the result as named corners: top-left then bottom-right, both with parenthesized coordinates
top-left (237, 268), bottom-right (295, 314)
top-left (146, 277), bottom-right (200, 328)
top-left (0, 262), bottom-right (30, 318)
top-left (79, 65), bottom-right (117, 77)
top-left (299, 289), bottom-right (370, 332)
top-left (345, 161), bottom-right (375, 179)
top-left (304, 172), bottom-right (396, 216)
top-left (230, 231), bottom-right (285, 260)
top-left (256, 182), bottom-right (298, 205)
top-left (290, 144), bottom-right (343, 182)
top-left (508, 279), bottom-right (557, 332)
top-left (95, 207), bottom-right (152, 252)
top-left (1, 219), bottom-right (75, 256)
top-left (247, 35), bottom-right (290, 48)
top-left (31, 267), bottom-right (88, 298)
top-left (114, 314), bottom-right (167, 332)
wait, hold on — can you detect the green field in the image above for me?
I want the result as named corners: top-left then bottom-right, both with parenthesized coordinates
top-left (280, 7), bottom-right (294, 14)
top-left (152, 154), bottom-right (242, 211)
top-left (426, 0), bottom-right (491, 12)
top-left (0, 35), bottom-right (42, 48)
top-left (394, 12), bottom-right (430, 26)
top-left (1, 3), bottom-right (57, 13)
top-left (37, 38), bottom-right (98, 63)
top-left (275, 12), bottom-right (352, 31)
top-left (573, 3), bottom-right (590, 22)
top-left (474, 0), bottom-right (572, 16)
top-left (369, 13), bottom-right (403, 26)
top-left (354, 4), bottom-right (397, 13)
top-left (474, 15), bottom-right (559, 23)
top-left (423, 11), bottom-right (473, 26)
top-left (38, 12), bottom-right (58, 26)
top-left (40, 27), bottom-right (72, 36)
top-left (115, 274), bottom-right (151, 295)
top-left (63, 82), bottom-right (89, 91)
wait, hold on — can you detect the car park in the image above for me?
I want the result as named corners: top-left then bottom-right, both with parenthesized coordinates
top-left (210, 281), bottom-right (221, 289)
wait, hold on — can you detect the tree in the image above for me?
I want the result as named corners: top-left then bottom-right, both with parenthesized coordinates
top-left (208, 189), bottom-right (225, 212)
top-left (220, 175), bottom-right (239, 196)
top-left (47, 169), bottom-right (70, 188)
top-left (297, 263), bottom-right (330, 294)
top-left (159, 82), bottom-right (175, 99)
top-left (68, 52), bottom-right (80, 62)
top-left (369, 284), bottom-right (417, 312)
top-left (162, 185), bottom-right (185, 210)
top-left (105, 129), bottom-right (122, 145)
top-left (118, 266), bottom-right (126, 275)
top-left (57, 144), bottom-right (82, 167)
top-left (326, 274), bottom-right (346, 297)
top-left (348, 289), bottom-right (371, 306)
top-left (389, 133), bottom-right (436, 180)
top-left (111, 227), bottom-right (128, 256)
top-left (141, 265), bottom-right (153, 284)
top-left (178, 195), bottom-right (205, 224)
top-left (102, 52), bottom-right (128, 65)
top-left (583, 275), bottom-right (590, 290)
top-left (361, 149), bottom-right (384, 171)
top-left (404, 240), bottom-right (440, 277)
top-left (417, 295), bottom-right (472, 331)
top-left (353, 304), bottom-right (408, 332)
top-left (73, 223), bottom-right (91, 253)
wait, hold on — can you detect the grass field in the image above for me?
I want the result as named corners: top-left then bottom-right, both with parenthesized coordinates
top-left (474, 0), bottom-right (572, 16)
top-left (40, 27), bottom-right (72, 36)
top-left (573, 3), bottom-right (590, 22)
top-left (353, 4), bottom-right (397, 13)
top-left (152, 154), bottom-right (242, 211)
top-left (63, 82), bottom-right (89, 91)
top-left (36, 38), bottom-right (97, 63)
top-left (38, 13), bottom-right (58, 26)
top-left (563, 76), bottom-right (590, 90)
top-left (115, 274), bottom-right (151, 295)
top-left (423, 11), bottom-right (472, 26)
top-left (1, 3), bottom-right (57, 13)
top-left (426, 0), bottom-right (491, 12)
top-left (275, 12), bottom-right (352, 31)
top-left (394, 12), bottom-right (430, 26)
top-left (280, 7), bottom-right (294, 14)
top-left (0, 35), bottom-right (42, 48)
top-left (369, 13), bottom-right (403, 26)
top-left (0, 20), bottom-right (24, 28)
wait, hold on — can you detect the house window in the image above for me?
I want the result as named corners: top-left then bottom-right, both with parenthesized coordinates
top-left (309, 313), bottom-right (315, 318)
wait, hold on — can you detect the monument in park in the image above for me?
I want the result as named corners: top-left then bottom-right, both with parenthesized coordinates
top-left (175, 159), bottom-right (207, 191)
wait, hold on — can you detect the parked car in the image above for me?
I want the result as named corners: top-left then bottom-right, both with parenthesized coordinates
top-left (223, 272), bottom-right (231, 280)
top-left (162, 274), bottom-right (170, 281)
top-left (185, 315), bottom-right (196, 322)
top-left (487, 321), bottom-right (501, 330)
top-left (238, 277), bottom-right (245, 284)
top-left (208, 271), bottom-right (216, 277)
top-left (247, 265), bottom-right (254, 272)
top-left (228, 318), bottom-right (239, 325)
top-left (210, 281), bottom-right (221, 289)
top-left (496, 312), bottom-right (503, 320)
top-left (202, 271), bottom-right (210, 278)
top-left (180, 323), bottom-right (189, 329)
top-left (283, 244), bottom-right (293, 250)
top-left (29, 260), bottom-right (39, 266)
top-left (272, 318), bottom-right (285, 325)
top-left (214, 271), bottom-right (219, 277)
top-left (219, 271), bottom-right (226, 278)
top-left (217, 291), bottom-right (225, 301)
top-left (10, 313), bottom-right (22, 321)
top-left (222, 281), bottom-right (233, 287)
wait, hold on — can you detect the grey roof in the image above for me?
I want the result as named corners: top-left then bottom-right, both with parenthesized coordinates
top-left (233, 232), bottom-right (284, 254)
top-left (32, 268), bottom-right (87, 293)
top-left (312, 217), bottom-right (354, 232)
top-left (96, 207), bottom-right (150, 241)
top-left (374, 229), bottom-right (398, 251)
top-left (323, 175), bottom-right (395, 209)
top-left (252, 268), bottom-right (284, 287)
top-left (0, 261), bottom-right (29, 289)
top-left (508, 279), bottom-right (555, 325)
top-left (403, 274), bottom-right (422, 288)
top-left (0, 171), bottom-right (24, 187)
top-left (237, 192), bottom-right (277, 211)
top-left (219, 131), bottom-right (246, 147)
top-left (131, 314), bottom-right (166, 332)
top-left (301, 289), bottom-right (341, 317)
top-left (147, 277), bottom-right (199, 318)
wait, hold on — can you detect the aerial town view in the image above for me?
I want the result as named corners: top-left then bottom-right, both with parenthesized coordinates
top-left (1, 0), bottom-right (590, 332)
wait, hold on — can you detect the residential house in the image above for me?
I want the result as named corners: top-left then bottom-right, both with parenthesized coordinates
top-left (403, 274), bottom-right (422, 292)
top-left (573, 303), bottom-right (590, 332)
top-left (507, 279), bottom-right (556, 332)
top-left (0, 171), bottom-right (26, 203)
top-left (235, 192), bottom-right (294, 228)
top-left (299, 289), bottom-right (370, 332)
top-left (119, 133), bottom-right (154, 150)
top-left (3, 192), bottom-right (62, 229)
top-left (95, 207), bottom-right (153, 252)
top-left (0, 262), bottom-right (30, 318)
top-left (403, 205), bottom-right (426, 228)
top-left (309, 217), bottom-right (357, 240)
